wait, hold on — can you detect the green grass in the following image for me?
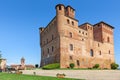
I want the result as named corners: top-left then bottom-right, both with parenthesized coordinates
top-left (0, 73), bottom-right (84, 80)
top-left (42, 63), bottom-right (60, 70)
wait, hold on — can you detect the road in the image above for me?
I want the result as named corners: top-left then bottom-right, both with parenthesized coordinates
top-left (22, 70), bottom-right (120, 80)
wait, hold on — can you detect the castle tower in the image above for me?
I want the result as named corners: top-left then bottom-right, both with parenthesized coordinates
top-left (93, 21), bottom-right (115, 66)
top-left (65, 5), bottom-right (75, 18)
top-left (21, 57), bottom-right (25, 68)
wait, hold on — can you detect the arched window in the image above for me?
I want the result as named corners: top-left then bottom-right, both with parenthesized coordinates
top-left (107, 37), bottom-right (110, 42)
top-left (69, 32), bottom-right (72, 38)
top-left (67, 19), bottom-right (70, 24)
top-left (72, 21), bottom-right (74, 26)
top-left (90, 49), bottom-right (94, 57)
top-left (70, 44), bottom-right (73, 51)
top-left (59, 6), bottom-right (61, 10)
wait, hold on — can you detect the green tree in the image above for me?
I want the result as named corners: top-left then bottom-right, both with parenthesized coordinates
top-left (69, 63), bottom-right (75, 68)
top-left (35, 64), bottom-right (39, 68)
top-left (111, 63), bottom-right (119, 69)
top-left (93, 64), bottom-right (99, 69)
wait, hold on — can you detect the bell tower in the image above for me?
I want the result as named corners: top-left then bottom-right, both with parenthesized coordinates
top-left (21, 57), bottom-right (25, 67)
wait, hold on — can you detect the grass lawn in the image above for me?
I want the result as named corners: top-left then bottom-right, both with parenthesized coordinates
top-left (0, 73), bottom-right (84, 80)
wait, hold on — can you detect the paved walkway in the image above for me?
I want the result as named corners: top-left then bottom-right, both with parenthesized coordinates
top-left (22, 70), bottom-right (120, 80)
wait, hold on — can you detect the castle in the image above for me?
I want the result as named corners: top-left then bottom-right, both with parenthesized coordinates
top-left (40, 4), bottom-right (115, 69)
top-left (11, 57), bottom-right (34, 70)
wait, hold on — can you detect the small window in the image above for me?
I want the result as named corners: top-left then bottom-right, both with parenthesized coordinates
top-left (107, 37), bottom-right (110, 43)
top-left (70, 44), bottom-right (73, 51)
top-left (91, 27), bottom-right (92, 30)
top-left (98, 24), bottom-right (100, 27)
top-left (86, 33), bottom-right (87, 35)
top-left (90, 49), bottom-right (94, 57)
top-left (88, 26), bottom-right (89, 29)
top-left (77, 60), bottom-right (80, 66)
top-left (98, 43), bottom-right (100, 47)
top-left (59, 6), bottom-right (61, 10)
top-left (109, 50), bottom-right (110, 54)
top-left (82, 38), bottom-right (84, 41)
top-left (79, 30), bottom-right (81, 33)
top-left (99, 51), bottom-right (101, 55)
top-left (82, 32), bottom-right (84, 34)
top-left (52, 46), bottom-right (54, 52)
top-left (67, 19), bottom-right (70, 24)
top-left (70, 56), bottom-right (73, 60)
top-left (72, 21), bottom-right (74, 26)
top-left (69, 32), bottom-right (72, 38)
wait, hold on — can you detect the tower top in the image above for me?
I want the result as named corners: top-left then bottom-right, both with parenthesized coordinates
top-left (21, 57), bottom-right (25, 60)
top-left (55, 4), bottom-right (75, 18)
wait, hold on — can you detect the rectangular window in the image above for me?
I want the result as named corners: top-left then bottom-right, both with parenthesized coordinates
top-left (77, 60), bottom-right (80, 66)
top-left (70, 56), bottom-right (73, 60)
top-left (70, 44), bottom-right (73, 51)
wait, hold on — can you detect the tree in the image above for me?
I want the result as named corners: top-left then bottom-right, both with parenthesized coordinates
top-left (69, 63), bottom-right (75, 68)
top-left (35, 64), bottom-right (39, 68)
top-left (93, 64), bottom-right (99, 69)
top-left (111, 63), bottom-right (119, 69)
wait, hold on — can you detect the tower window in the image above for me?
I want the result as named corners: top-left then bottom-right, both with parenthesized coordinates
top-left (77, 60), bottom-right (80, 66)
top-left (82, 32), bottom-right (84, 34)
top-left (98, 43), bottom-right (100, 47)
top-left (70, 56), bottom-right (73, 60)
top-left (90, 49), bottom-right (94, 57)
top-left (59, 6), bottom-right (61, 10)
top-left (67, 19), bottom-right (70, 24)
top-left (70, 44), bottom-right (73, 51)
top-left (52, 46), bottom-right (54, 52)
top-left (72, 21), bottom-right (74, 26)
top-left (109, 50), bottom-right (110, 54)
top-left (69, 32), bottom-right (72, 38)
top-left (99, 51), bottom-right (101, 55)
top-left (107, 37), bottom-right (110, 43)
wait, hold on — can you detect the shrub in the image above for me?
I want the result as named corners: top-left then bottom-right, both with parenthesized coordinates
top-left (69, 63), bottom-right (75, 68)
top-left (42, 63), bottom-right (60, 70)
top-left (93, 64), bottom-right (99, 69)
top-left (111, 63), bottom-right (119, 69)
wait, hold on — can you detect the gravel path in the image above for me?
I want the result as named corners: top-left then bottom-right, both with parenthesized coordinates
top-left (22, 70), bottom-right (120, 80)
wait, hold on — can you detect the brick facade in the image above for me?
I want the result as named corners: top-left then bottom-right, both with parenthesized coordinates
top-left (40, 4), bottom-right (115, 69)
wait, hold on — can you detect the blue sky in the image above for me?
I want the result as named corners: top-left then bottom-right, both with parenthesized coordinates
top-left (0, 0), bottom-right (120, 66)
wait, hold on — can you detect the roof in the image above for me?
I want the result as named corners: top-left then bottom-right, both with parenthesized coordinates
top-left (79, 22), bottom-right (93, 27)
top-left (93, 21), bottom-right (114, 29)
top-left (55, 4), bottom-right (65, 9)
top-left (66, 5), bottom-right (75, 11)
